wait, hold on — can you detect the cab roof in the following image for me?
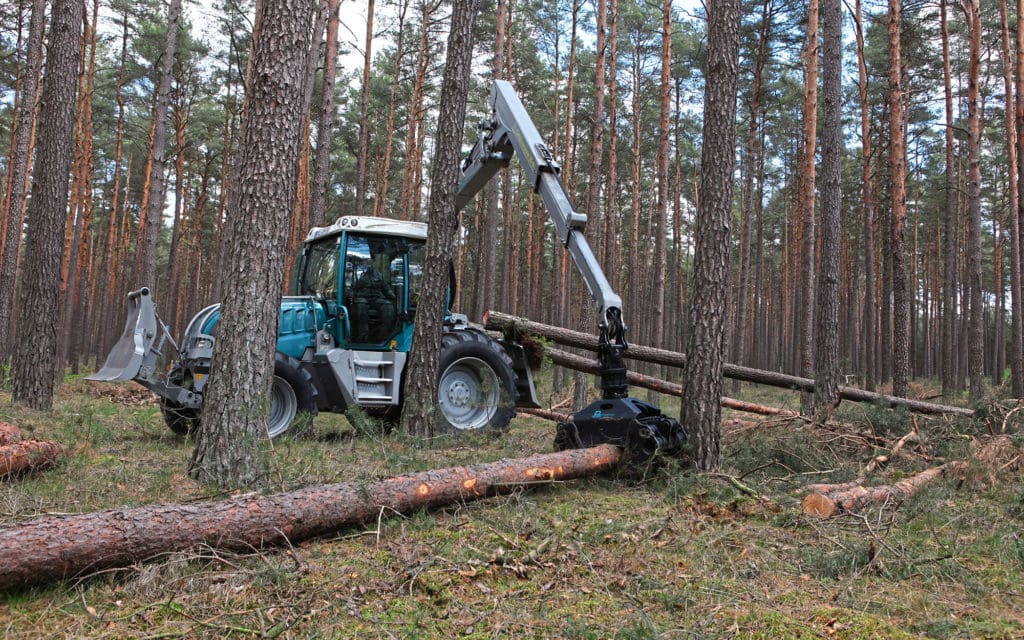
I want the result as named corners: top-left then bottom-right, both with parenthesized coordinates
top-left (304, 216), bottom-right (429, 244)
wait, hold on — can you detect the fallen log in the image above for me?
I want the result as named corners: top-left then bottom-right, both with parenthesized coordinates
top-left (0, 441), bottom-right (65, 478)
top-left (487, 311), bottom-right (973, 417)
top-left (800, 461), bottom-right (967, 517)
top-left (0, 421), bottom-right (22, 446)
top-left (548, 347), bottom-right (797, 417)
top-left (0, 445), bottom-right (622, 591)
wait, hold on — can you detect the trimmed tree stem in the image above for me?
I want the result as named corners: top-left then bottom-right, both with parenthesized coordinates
top-left (799, 461), bottom-right (967, 517)
top-left (485, 311), bottom-right (973, 417)
top-left (547, 347), bottom-right (796, 417)
top-left (0, 445), bottom-right (621, 590)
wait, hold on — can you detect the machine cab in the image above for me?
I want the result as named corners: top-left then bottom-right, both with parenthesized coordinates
top-left (300, 216), bottom-right (431, 351)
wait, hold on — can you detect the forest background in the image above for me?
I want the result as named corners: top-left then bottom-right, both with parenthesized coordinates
top-left (0, 0), bottom-right (1014, 404)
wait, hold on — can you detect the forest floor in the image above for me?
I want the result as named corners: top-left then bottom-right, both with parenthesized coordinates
top-left (1, 374), bottom-right (1023, 639)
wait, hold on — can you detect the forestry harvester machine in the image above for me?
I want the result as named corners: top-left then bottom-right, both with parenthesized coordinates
top-left (89, 80), bottom-right (686, 462)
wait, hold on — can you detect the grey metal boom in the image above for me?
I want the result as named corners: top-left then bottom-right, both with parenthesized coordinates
top-left (456, 80), bottom-right (629, 399)
top-left (456, 80), bottom-right (623, 332)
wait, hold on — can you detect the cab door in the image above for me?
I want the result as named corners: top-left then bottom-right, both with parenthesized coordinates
top-left (340, 233), bottom-right (424, 350)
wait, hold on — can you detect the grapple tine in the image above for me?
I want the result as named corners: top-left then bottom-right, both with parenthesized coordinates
top-left (87, 287), bottom-right (158, 382)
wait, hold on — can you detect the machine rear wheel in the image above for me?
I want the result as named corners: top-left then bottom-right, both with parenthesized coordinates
top-left (267, 352), bottom-right (319, 438)
top-left (436, 330), bottom-right (515, 432)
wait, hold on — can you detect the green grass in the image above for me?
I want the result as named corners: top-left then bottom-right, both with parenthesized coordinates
top-left (1, 378), bottom-right (1023, 638)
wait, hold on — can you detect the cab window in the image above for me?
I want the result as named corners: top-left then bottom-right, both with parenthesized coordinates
top-left (300, 236), bottom-right (340, 298)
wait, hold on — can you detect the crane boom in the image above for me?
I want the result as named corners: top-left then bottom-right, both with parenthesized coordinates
top-left (457, 80), bottom-right (629, 400)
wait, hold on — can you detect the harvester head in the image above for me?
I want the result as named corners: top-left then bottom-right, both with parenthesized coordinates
top-left (555, 398), bottom-right (688, 468)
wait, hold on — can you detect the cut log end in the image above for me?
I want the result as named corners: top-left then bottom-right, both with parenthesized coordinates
top-left (801, 492), bottom-right (838, 518)
top-left (0, 441), bottom-right (66, 478)
top-left (0, 422), bottom-right (23, 447)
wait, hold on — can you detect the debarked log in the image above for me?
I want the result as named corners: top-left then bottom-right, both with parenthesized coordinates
top-left (799, 461), bottom-right (968, 517)
top-left (0, 440), bottom-right (65, 478)
top-left (486, 311), bottom-right (973, 418)
top-left (0, 444), bottom-right (622, 591)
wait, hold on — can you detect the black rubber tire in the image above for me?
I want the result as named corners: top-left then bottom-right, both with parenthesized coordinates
top-left (160, 367), bottom-right (200, 436)
top-left (160, 356), bottom-right (319, 439)
top-left (435, 329), bottom-right (516, 433)
top-left (268, 352), bottom-right (319, 438)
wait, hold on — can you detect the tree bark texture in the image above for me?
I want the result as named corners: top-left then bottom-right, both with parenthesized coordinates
top-left (310, 0), bottom-right (341, 227)
top-left (999, 0), bottom-right (1024, 397)
top-left (680, 0), bottom-right (741, 471)
top-left (351, 0), bottom-right (372, 218)
top-left (0, 0), bottom-right (45, 362)
top-left (731, 0), bottom-right (772, 393)
top-left (651, 0), bottom-right (671, 375)
top-left (10, 0), bottom-right (83, 410)
top-left (1017, 0), bottom-right (1024, 396)
top-left (887, 0), bottom-right (910, 398)
top-left (188, 0), bottom-right (314, 487)
top-left (813, 0), bottom-right (841, 414)
top-left (941, 0), bottom-right (958, 396)
top-left (0, 445), bottom-right (621, 591)
top-left (136, 0), bottom-right (181, 291)
top-left (798, 0), bottom-right (819, 403)
top-left (800, 462), bottom-right (966, 517)
top-left (485, 311), bottom-right (974, 417)
top-left (851, 0), bottom-right (876, 391)
top-left (399, 0), bottom-right (479, 437)
top-left (963, 0), bottom-right (985, 401)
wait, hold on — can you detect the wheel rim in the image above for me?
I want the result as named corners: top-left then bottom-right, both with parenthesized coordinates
top-left (438, 357), bottom-right (500, 430)
top-left (267, 375), bottom-right (297, 438)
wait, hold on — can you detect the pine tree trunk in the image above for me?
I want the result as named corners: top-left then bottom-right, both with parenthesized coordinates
top-left (136, 0), bottom-right (181, 290)
top-left (888, 0), bottom-right (910, 398)
top-left (397, 4), bottom-right (433, 220)
top-left (372, 0), bottom-right (408, 219)
top-left (351, 0), bottom-right (372, 218)
top-left (963, 0), bottom-right (984, 400)
top-left (310, 0), bottom-right (341, 226)
top-left (0, 0), bottom-right (45, 363)
top-left (399, 0), bottom-right (480, 437)
top-left (188, 0), bottom-right (314, 488)
top-left (798, 0), bottom-right (819, 411)
top-left (851, 0), bottom-right (876, 391)
top-left (604, 0), bottom-right (619, 277)
top-left (680, 0), bottom-right (740, 471)
top-left (941, 0), bottom-right (958, 397)
top-left (732, 0), bottom-right (772, 392)
top-left (652, 0), bottom-right (670, 355)
top-left (1000, 0), bottom-right (1024, 396)
top-left (10, 0), bottom-right (83, 410)
top-left (813, 0), bottom-right (841, 414)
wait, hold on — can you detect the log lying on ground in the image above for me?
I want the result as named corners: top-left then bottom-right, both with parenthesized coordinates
top-left (0, 421), bottom-right (22, 446)
top-left (0, 445), bottom-right (622, 591)
top-left (799, 461), bottom-right (967, 517)
top-left (548, 347), bottom-right (797, 417)
top-left (486, 311), bottom-right (973, 418)
top-left (520, 407), bottom-right (573, 423)
top-left (0, 440), bottom-right (66, 478)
